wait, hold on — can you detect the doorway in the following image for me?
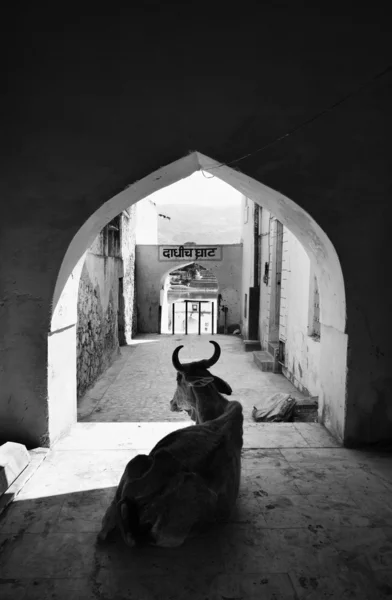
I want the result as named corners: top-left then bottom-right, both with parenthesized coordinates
top-left (170, 300), bottom-right (215, 335)
top-left (161, 262), bottom-right (219, 335)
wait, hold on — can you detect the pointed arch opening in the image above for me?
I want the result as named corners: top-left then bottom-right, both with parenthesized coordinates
top-left (49, 152), bottom-right (347, 444)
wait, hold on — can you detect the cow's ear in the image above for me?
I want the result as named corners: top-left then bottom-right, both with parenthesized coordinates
top-left (212, 375), bottom-right (232, 395)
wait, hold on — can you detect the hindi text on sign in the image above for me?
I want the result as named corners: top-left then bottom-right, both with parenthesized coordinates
top-left (159, 245), bottom-right (222, 261)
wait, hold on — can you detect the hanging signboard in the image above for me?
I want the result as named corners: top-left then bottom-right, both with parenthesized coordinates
top-left (158, 245), bottom-right (222, 261)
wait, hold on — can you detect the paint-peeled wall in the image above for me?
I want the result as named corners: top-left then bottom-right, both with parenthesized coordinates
top-left (135, 244), bottom-right (242, 333)
top-left (255, 207), bottom-right (321, 397)
top-left (121, 207), bottom-right (137, 340)
top-left (258, 208), bottom-right (272, 348)
top-left (280, 229), bottom-right (321, 397)
top-left (240, 196), bottom-right (255, 338)
top-left (76, 210), bottom-right (137, 397)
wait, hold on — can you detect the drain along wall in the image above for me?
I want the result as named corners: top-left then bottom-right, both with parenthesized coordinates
top-left (1, 10), bottom-right (391, 447)
top-left (135, 244), bottom-right (242, 333)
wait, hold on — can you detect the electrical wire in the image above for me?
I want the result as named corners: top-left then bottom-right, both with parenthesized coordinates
top-left (201, 64), bottom-right (392, 174)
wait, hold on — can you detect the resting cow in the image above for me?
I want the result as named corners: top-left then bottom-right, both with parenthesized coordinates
top-left (98, 341), bottom-right (243, 548)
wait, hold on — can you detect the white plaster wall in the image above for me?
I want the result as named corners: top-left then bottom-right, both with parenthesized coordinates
top-left (136, 244), bottom-right (242, 333)
top-left (250, 193), bottom-right (346, 436)
top-left (258, 208), bottom-right (272, 348)
top-left (135, 198), bottom-right (158, 244)
top-left (279, 226), bottom-right (289, 342)
top-left (254, 215), bottom-right (322, 397)
top-left (318, 324), bottom-right (347, 435)
top-left (281, 229), bottom-right (321, 397)
top-left (240, 196), bottom-right (255, 339)
top-left (48, 325), bottom-right (77, 446)
top-left (48, 253), bottom-right (86, 444)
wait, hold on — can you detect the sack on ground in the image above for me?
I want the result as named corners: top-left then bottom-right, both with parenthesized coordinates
top-left (252, 392), bottom-right (296, 422)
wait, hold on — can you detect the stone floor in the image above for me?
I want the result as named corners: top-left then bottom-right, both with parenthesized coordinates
top-left (1, 335), bottom-right (392, 598)
top-left (0, 420), bottom-right (391, 599)
top-left (78, 334), bottom-right (309, 422)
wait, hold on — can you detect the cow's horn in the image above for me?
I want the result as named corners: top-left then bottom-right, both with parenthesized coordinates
top-left (202, 341), bottom-right (221, 368)
top-left (172, 345), bottom-right (185, 371)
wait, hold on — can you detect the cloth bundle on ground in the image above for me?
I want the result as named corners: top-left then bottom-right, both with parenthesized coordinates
top-left (252, 392), bottom-right (296, 422)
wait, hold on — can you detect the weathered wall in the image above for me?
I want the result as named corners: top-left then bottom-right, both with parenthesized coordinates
top-left (0, 9), bottom-right (391, 447)
top-left (259, 209), bottom-right (272, 348)
top-left (121, 208), bottom-right (137, 339)
top-left (249, 203), bottom-right (321, 397)
top-left (135, 244), bottom-right (242, 333)
top-left (240, 197), bottom-right (255, 339)
top-left (76, 247), bottom-right (122, 397)
top-left (76, 208), bottom-right (136, 397)
top-left (280, 229), bottom-right (321, 398)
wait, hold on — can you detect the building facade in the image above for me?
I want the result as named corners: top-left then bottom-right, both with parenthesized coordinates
top-left (241, 196), bottom-right (321, 399)
top-left (76, 208), bottom-right (137, 397)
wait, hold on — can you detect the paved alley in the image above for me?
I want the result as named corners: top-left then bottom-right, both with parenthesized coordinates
top-left (78, 334), bottom-right (308, 423)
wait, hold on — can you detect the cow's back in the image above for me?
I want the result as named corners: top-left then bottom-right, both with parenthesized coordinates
top-left (149, 401), bottom-right (243, 506)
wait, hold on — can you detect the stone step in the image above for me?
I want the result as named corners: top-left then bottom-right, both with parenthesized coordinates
top-left (295, 396), bottom-right (319, 408)
top-left (243, 339), bottom-right (261, 352)
top-left (253, 350), bottom-right (275, 371)
top-left (0, 442), bottom-right (31, 498)
top-left (0, 447), bottom-right (49, 517)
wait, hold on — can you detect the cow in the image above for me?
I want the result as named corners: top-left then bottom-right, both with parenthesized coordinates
top-left (98, 341), bottom-right (243, 548)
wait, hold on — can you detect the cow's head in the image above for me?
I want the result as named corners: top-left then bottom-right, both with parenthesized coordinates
top-left (170, 341), bottom-right (232, 421)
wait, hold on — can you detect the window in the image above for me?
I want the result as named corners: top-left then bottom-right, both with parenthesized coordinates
top-left (107, 215), bottom-right (121, 257)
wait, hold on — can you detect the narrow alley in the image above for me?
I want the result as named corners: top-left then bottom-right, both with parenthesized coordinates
top-left (77, 334), bottom-right (309, 423)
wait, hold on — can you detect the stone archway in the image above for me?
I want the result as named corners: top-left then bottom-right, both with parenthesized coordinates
top-left (136, 244), bottom-right (242, 335)
top-left (49, 152), bottom-right (347, 445)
